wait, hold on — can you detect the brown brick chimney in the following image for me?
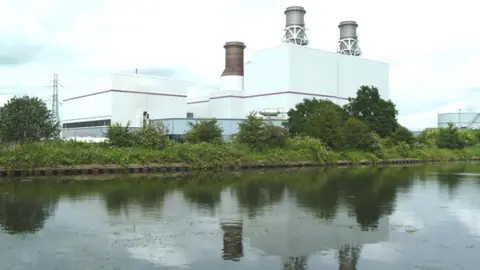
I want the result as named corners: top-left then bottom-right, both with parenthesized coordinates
top-left (221, 41), bottom-right (246, 77)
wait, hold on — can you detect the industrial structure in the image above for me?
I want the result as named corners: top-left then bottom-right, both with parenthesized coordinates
top-left (61, 6), bottom-right (389, 139)
top-left (438, 110), bottom-right (480, 129)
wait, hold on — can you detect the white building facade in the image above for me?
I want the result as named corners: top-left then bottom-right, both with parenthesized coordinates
top-left (187, 44), bottom-right (389, 120)
top-left (62, 46), bottom-right (388, 140)
top-left (61, 73), bottom-right (188, 138)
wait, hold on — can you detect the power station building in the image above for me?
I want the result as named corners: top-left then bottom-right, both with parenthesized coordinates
top-left (61, 6), bottom-right (389, 139)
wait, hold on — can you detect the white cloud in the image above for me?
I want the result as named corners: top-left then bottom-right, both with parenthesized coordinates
top-left (0, 0), bottom-right (478, 129)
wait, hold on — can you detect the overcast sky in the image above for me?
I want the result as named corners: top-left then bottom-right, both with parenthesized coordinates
top-left (1, 0), bottom-right (479, 130)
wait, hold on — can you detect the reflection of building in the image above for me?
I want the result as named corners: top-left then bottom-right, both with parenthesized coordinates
top-left (220, 221), bottom-right (243, 261)
top-left (242, 199), bottom-right (389, 257)
top-left (282, 256), bottom-right (307, 270)
top-left (218, 189), bottom-right (389, 268)
top-left (219, 191), bottom-right (244, 261)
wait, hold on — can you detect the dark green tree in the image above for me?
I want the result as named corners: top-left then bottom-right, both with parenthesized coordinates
top-left (342, 117), bottom-right (378, 152)
top-left (437, 123), bottom-right (464, 149)
top-left (304, 104), bottom-right (345, 150)
top-left (283, 98), bottom-right (348, 136)
top-left (344, 85), bottom-right (398, 137)
top-left (0, 95), bottom-right (59, 143)
top-left (184, 119), bottom-right (223, 143)
top-left (391, 125), bottom-right (415, 145)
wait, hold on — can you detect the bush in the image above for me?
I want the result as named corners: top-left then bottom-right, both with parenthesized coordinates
top-left (133, 122), bottom-right (170, 150)
top-left (417, 128), bottom-right (439, 147)
top-left (184, 119), bottom-right (223, 144)
top-left (391, 125), bottom-right (415, 145)
top-left (235, 113), bottom-right (288, 150)
top-left (285, 136), bottom-right (330, 163)
top-left (266, 125), bottom-right (289, 148)
top-left (458, 129), bottom-right (477, 147)
top-left (342, 118), bottom-right (379, 153)
top-left (105, 122), bottom-right (169, 149)
top-left (104, 122), bottom-right (135, 147)
top-left (436, 123), bottom-right (464, 149)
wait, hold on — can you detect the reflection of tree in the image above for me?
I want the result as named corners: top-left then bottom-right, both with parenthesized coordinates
top-left (341, 169), bottom-right (404, 231)
top-left (293, 170), bottom-right (340, 221)
top-left (234, 179), bottom-right (286, 218)
top-left (102, 180), bottom-right (167, 215)
top-left (282, 256), bottom-right (307, 270)
top-left (183, 187), bottom-right (221, 211)
top-left (436, 172), bottom-right (461, 197)
top-left (338, 245), bottom-right (361, 270)
top-left (221, 222), bottom-right (243, 261)
top-left (0, 191), bottom-right (58, 234)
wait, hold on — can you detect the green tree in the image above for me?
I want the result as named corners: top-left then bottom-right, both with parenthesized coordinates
top-left (236, 113), bottom-right (288, 149)
top-left (437, 123), bottom-right (464, 149)
top-left (391, 125), bottom-right (415, 145)
top-left (133, 122), bottom-right (170, 149)
top-left (236, 113), bottom-right (268, 149)
top-left (342, 117), bottom-right (379, 152)
top-left (0, 95), bottom-right (59, 143)
top-left (344, 85), bottom-right (398, 137)
top-left (184, 119), bottom-right (223, 143)
top-left (304, 105), bottom-right (345, 150)
top-left (283, 98), bottom-right (348, 136)
top-left (104, 122), bottom-right (135, 147)
top-left (265, 125), bottom-right (289, 148)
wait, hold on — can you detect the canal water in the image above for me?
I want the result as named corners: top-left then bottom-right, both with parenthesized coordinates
top-left (1, 165), bottom-right (480, 270)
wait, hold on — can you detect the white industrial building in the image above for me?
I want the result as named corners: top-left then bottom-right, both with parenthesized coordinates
top-left (61, 6), bottom-right (389, 140)
top-left (438, 111), bottom-right (480, 129)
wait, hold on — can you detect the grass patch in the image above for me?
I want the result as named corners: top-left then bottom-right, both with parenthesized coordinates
top-left (0, 138), bottom-right (479, 169)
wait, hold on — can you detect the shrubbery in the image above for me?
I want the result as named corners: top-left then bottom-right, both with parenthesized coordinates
top-left (0, 86), bottom-right (479, 169)
top-left (184, 119), bottom-right (223, 144)
top-left (105, 122), bottom-right (169, 149)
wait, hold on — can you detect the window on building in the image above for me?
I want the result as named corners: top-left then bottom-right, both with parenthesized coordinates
top-left (63, 119), bottom-right (111, 129)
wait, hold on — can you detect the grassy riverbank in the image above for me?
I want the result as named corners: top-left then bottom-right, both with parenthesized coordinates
top-left (1, 138), bottom-right (480, 170)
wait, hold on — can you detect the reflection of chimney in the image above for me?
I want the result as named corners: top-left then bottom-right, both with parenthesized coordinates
top-left (220, 221), bottom-right (243, 261)
top-left (282, 256), bottom-right (308, 270)
top-left (220, 41), bottom-right (246, 91)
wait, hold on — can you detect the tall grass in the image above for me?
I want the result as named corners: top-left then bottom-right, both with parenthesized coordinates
top-left (0, 138), bottom-right (479, 169)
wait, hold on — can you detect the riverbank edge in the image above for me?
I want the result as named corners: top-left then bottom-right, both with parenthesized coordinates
top-left (1, 157), bottom-right (480, 178)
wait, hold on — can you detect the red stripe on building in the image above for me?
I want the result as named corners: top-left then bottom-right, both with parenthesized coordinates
top-left (63, 89), bottom-right (187, 102)
top-left (187, 91), bottom-right (348, 104)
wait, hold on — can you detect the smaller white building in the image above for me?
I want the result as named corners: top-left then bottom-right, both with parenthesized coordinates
top-left (61, 73), bottom-right (188, 138)
top-left (438, 111), bottom-right (480, 129)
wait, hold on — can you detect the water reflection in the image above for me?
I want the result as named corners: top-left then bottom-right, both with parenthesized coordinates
top-left (282, 256), bottom-right (307, 270)
top-left (0, 165), bottom-right (480, 269)
top-left (338, 245), bottom-right (361, 270)
top-left (0, 183), bottom-right (58, 234)
top-left (220, 220), bottom-right (243, 261)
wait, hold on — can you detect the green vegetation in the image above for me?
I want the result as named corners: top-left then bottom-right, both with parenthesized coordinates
top-left (0, 96), bottom-right (59, 143)
top-left (1, 88), bottom-right (480, 169)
